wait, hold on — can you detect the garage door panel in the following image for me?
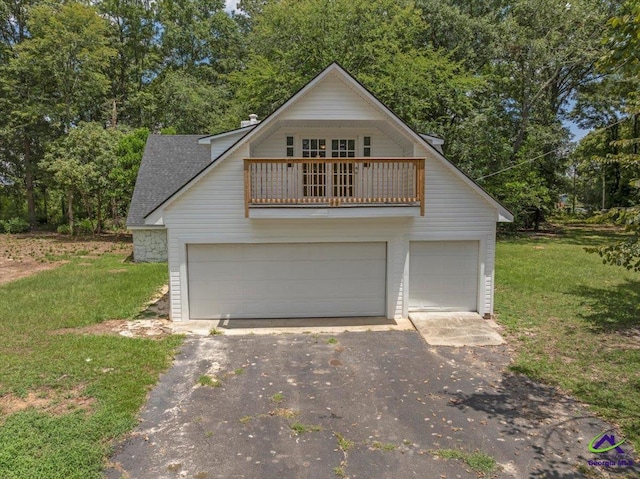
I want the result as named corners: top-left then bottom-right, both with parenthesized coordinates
top-left (188, 244), bottom-right (241, 262)
top-left (412, 275), bottom-right (477, 291)
top-left (416, 294), bottom-right (473, 311)
top-left (410, 254), bottom-right (476, 271)
top-left (187, 262), bottom-right (246, 280)
top-left (334, 260), bottom-right (386, 279)
top-left (188, 242), bottom-right (386, 319)
top-left (409, 241), bottom-right (478, 312)
top-left (189, 281), bottom-right (244, 301)
top-left (241, 261), bottom-right (294, 281)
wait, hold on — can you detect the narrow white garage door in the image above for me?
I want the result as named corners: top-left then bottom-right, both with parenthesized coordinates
top-left (409, 241), bottom-right (479, 311)
top-left (188, 242), bottom-right (386, 319)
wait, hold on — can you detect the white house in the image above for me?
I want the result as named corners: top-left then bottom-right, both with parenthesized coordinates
top-left (127, 63), bottom-right (512, 322)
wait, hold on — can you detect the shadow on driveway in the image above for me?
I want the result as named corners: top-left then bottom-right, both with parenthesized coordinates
top-left (105, 332), bottom-right (637, 479)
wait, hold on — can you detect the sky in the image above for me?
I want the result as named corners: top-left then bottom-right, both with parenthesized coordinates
top-left (567, 122), bottom-right (590, 142)
top-left (225, 0), bottom-right (236, 12)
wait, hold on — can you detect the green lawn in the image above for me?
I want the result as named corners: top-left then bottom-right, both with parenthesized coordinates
top-left (0, 253), bottom-right (182, 479)
top-left (1, 226), bottom-right (638, 477)
top-left (495, 225), bottom-right (640, 452)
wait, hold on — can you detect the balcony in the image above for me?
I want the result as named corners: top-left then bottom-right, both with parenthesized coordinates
top-left (244, 158), bottom-right (425, 218)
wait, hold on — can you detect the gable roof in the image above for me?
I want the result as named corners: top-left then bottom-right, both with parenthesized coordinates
top-left (140, 63), bottom-right (513, 223)
top-left (126, 135), bottom-right (211, 227)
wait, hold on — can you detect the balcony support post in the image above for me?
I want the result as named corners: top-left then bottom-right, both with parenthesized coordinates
top-left (419, 159), bottom-right (425, 217)
top-left (244, 159), bottom-right (250, 218)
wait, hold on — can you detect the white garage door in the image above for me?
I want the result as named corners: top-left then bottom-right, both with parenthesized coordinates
top-left (409, 241), bottom-right (479, 311)
top-left (187, 242), bottom-right (386, 319)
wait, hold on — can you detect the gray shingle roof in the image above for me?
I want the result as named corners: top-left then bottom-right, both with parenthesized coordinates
top-left (126, 135), bottom-right (210, 227)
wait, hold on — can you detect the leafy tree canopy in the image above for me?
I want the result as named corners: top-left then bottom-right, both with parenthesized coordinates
top-left (226, 0), bottom-right (481, 134)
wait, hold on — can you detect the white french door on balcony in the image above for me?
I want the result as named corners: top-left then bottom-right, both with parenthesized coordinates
top-left (301, 138), bottom-right (357, 199)
top-left (302, 138), bottom-right (326, 198)
top-left (331, 139), bottom-right (355, 198)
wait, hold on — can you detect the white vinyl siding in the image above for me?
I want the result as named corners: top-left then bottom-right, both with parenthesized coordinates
top-left (210, 130), bottom-right (247, 160)
top-left (164, 145), bottom-right (497, 321)
top-left (187, 243), bottom-right (386, 319)
top-left (160, 70), bottom-right (501, 321)
top-left (409, 241), bottom-right (479, 311)
top-left (280, 73), bottom-right (382, 121)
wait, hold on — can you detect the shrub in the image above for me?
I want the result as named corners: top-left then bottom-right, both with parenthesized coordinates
top-left (57, 224), bottom-right (71, 235)
top-left (75, 219), bottom-right (94, 236)
top-left (102, 218), bottom-right (126, 233)
top-left (1, 217), bottom-right (30, 234)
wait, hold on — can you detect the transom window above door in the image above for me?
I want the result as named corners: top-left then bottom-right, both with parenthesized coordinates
top-left (302, 139), bottom-right (326, 158)
top-left (331, 139), bottom-right (355, 158)
top-left (293, 137), bottom-right (368, 157)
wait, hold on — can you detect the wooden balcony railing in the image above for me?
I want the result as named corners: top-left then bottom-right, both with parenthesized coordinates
top-left (244, 158), bottom-right (425, 217)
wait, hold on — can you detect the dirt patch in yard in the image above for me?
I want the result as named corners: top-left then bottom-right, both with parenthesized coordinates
top-left (0, 231), bottom-right (132, 285)
top-left (54, 318), bottom-right (173, 339)
top-left (0, 257), bottom-right (64, 284)
top-left (51, 318), bottom-right (172, 339)
top-left (0, 385), bottom-right (95, 418)
top-left (51, 286), bottom-right (172, 339)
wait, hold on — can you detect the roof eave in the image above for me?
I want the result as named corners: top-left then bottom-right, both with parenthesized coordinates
top-left (198, 125), bottom-right (257, 144)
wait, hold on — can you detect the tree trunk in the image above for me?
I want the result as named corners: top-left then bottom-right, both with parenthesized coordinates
top-left (81, 193), bottom-right (92, 219)
top-left (111, 197), bottom-right (118, 227)
top-left (43, 186), bottom-right (48, 222)
top-left (96, 192), bottom-right (102, 235)
top-left (511, 105), bottom-right (529, 161)
top-left (67, 190), bottom-right (74, 235)
top-left (572, 167), bottom-right (576, 214)
top-left (634, 113), bottom-right (638, 156)
top-left (111, 98), bottom-right (118, 129)
top-left (24, 138), bottom-right (36, 226)
top-left (533, 208), bottom-right (541, 232)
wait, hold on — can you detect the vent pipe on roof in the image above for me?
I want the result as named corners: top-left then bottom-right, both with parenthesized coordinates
top-left (240, 113), bottom-right (260, 127)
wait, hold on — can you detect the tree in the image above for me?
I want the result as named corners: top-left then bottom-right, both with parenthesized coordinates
top-left (600, 0), bottom-right (640, 166)
top-left (157, 0), bottom-right (243, 78)
top-left (140, 0), bottom-right (244, 132)
top-left (587, 207), bottom-right (640, 271)
top-left (0, 2), bottom-right (116, 225)
top-left (415, 0), bottom-right (500, 71)
top-left (150, 70), bottom-right (230, 133)
top-left (430, 0), bottom-right (616, 229)
top-left (43, 122), bottom-right (123, 234)
top-left (12, 2), bottom-right (116, 130)
top-left (582, 0), bottom-right (640, 269)
top-left (226, 0), bottom-right (481, 134)
top-left (109, 127), bottom-right (149, 226)
top-left (0, 0), bottom-right (49, 225)
top-left (237, 0), bottom-right (273, 19)
top-left (96, 0), bottom-right (159, 127)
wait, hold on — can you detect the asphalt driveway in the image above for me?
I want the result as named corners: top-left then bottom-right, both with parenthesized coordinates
top-left (105, 331), bottom-right (636, 478)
